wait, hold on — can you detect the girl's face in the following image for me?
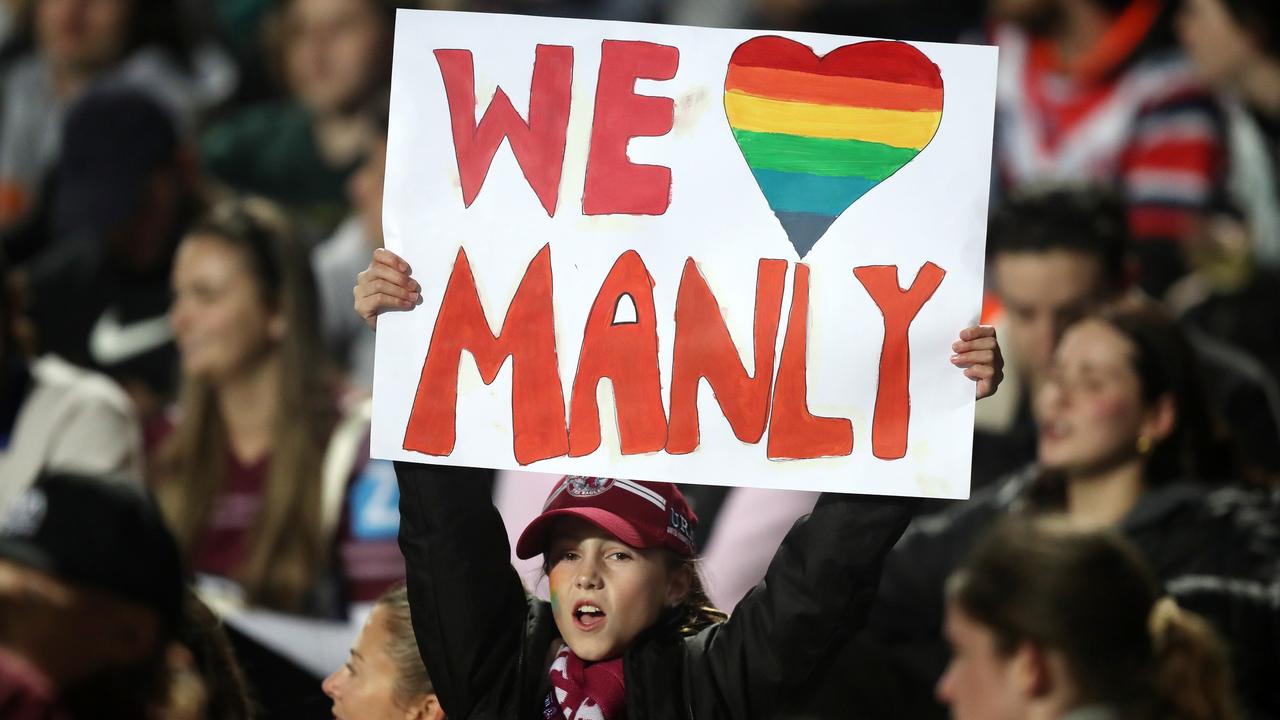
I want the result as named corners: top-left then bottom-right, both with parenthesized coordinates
top-left (323, 606), bottom-right (417, 720)
top-left (283, 0), bottom-right (389, 115)
top-left (546, 517), bottom-right (690, 662)
top-left (170, 235), bottom-right (281, 384)
top-left (936, 603), bottom-right (1027, 720)
top-left (1034, 320), bottom-right (1152, 476)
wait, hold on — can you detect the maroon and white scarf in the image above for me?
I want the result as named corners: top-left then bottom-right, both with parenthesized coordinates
top-left (543, 645), bottom-right (626, 720)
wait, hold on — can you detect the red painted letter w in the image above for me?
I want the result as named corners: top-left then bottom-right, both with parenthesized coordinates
top-left (435, 46), bottom-right (573, 216)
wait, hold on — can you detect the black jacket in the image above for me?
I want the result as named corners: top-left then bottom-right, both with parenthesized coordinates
top-left (395, 461), bottom-right (916, 720)
top-left (864, 466), bottom-right (1280, 719)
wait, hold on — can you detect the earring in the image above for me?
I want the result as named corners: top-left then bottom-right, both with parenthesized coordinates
top-left (1136, 435), bottom-right (1153, 455)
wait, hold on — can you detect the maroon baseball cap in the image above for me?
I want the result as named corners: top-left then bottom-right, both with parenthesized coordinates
top-left (515, 476), bottom-right (698, 560)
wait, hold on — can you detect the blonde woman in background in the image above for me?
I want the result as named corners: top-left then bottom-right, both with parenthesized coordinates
top-left (324, 584), bottom-right (444, 720)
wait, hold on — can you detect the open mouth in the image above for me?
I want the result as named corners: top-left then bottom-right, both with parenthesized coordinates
top-left (1039, 421), bottom-right (1068, 441)
top-left (573, 602), bottom-right (606, 631)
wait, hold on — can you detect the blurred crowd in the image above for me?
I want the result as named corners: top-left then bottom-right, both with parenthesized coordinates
top-left (0, 0), bottom-right (1277, 718)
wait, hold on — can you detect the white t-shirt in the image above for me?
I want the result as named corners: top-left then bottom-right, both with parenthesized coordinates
top-left (0, 355), bottom-right (143, 514)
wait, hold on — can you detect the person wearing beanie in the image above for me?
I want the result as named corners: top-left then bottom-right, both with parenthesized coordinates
top-left (0, 471), bottom-right (185, 720)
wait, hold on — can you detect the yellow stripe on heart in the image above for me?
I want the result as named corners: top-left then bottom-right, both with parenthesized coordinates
top-left (724, 90), bottom-right (941, 150)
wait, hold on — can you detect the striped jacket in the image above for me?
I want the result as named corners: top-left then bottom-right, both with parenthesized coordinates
top-left (993, 12), bottom-right (1227, 292)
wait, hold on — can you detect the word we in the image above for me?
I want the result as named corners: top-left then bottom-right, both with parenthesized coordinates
top-left (436, 40), bottom-right (677, 217)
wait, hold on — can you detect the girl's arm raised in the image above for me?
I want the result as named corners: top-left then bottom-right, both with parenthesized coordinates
top-left (686, 326), bottom-right (1000, 716)
top-left (394, 461), bottom-right (529, 719)
top-left (687, 492), bottom-right (918, 718)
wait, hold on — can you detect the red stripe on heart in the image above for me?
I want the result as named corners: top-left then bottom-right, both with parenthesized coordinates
top-left (728, 36), bottom-right (942, 89)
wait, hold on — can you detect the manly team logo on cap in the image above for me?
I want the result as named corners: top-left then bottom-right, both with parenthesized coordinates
top-left (516, 476), bottom-right (699, 560)
top-left (564, 476), bottom-right (614, 498)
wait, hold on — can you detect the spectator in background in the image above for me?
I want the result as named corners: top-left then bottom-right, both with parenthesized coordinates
top-left (991, 0), bottom-right (1227, 296)
top-left (939, 517), bottom-right (1238, 720)
top-left (314, 93), bottom-right (387, 390)
top-left (154, 197), bottom-right (402, 618)
top-left (0, 0), bottom-right (228, 230)
top-left (976, 186), bottom-right (1130, 482)
top-left (200, 0), bottom-right (395, 241)
top-left (978, 186), bottom-right (1280, 479)
top-left (323, 583), bottom-right (444, 720)
top-left (1175, 0), bottom-right (1280, 266)
top-left (1166, 0), bottom-right (1280, 399)
top-left (5, 88), bottom-right (205, 430)
top-left (867, 304), bottom-right (1280, 718)
top-left (0, 246), bottom-right (143, 515)
top-left (1166, 202), bottom-right (1280, 408)
top-left (0, 472), bottom-right (185, 720)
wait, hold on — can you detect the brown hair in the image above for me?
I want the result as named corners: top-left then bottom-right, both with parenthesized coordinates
top-left (1097, 302), bottom-right (1238, 487)
top-left (948, 516), bottom-right (1238, 719)
top-left (170, 590), bottom-right (256, 720)
top-left (660, 556), bottom-right (728, 638)
top-left (155, 197), bottom-right (337, 612)
top-left (374, 584), bottom-right (435, 706)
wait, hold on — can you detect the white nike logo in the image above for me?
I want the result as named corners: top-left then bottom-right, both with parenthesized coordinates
top-left (89, 307), bottom-right (174, 365)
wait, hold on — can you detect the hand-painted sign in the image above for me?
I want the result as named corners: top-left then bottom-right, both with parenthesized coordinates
top-left (372, 10), bottom-right (997, 498)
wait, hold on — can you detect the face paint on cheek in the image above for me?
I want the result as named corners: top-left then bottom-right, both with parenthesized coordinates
top-left (1091, 397), bottom-right (1139, 422)
top-left (550, 588), bottom-right (559, 615)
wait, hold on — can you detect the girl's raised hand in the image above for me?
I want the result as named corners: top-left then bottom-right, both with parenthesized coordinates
top-left (354, 248), bottom-right (421, 330)
top-left (951, 325), bottom-right (1003, 400)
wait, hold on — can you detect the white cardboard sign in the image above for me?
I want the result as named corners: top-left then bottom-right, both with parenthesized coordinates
top-left (371, 10), bottom-right (997, 498)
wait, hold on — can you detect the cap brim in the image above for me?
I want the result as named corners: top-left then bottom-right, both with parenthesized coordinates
top-left (514, 507), bottom-right (648, 560)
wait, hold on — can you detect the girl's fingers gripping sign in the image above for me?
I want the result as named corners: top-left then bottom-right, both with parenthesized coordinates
top-left (354, 248), bottom-right (421, 330)
top-left (950, 325), bottom-right (1003, 400)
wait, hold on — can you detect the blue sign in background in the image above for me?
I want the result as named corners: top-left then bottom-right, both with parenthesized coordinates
top-left (349, 459), bottom-right (400, 540)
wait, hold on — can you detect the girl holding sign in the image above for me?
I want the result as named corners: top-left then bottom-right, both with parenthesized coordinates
top-left (354, 249), bottom-right (1002, 719)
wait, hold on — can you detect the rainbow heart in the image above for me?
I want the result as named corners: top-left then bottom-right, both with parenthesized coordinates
top-left (725, 37), bottom-right (944, 257)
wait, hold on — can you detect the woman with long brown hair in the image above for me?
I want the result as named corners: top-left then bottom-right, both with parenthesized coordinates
top-left (155, 197), bottom-right (401, 615)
